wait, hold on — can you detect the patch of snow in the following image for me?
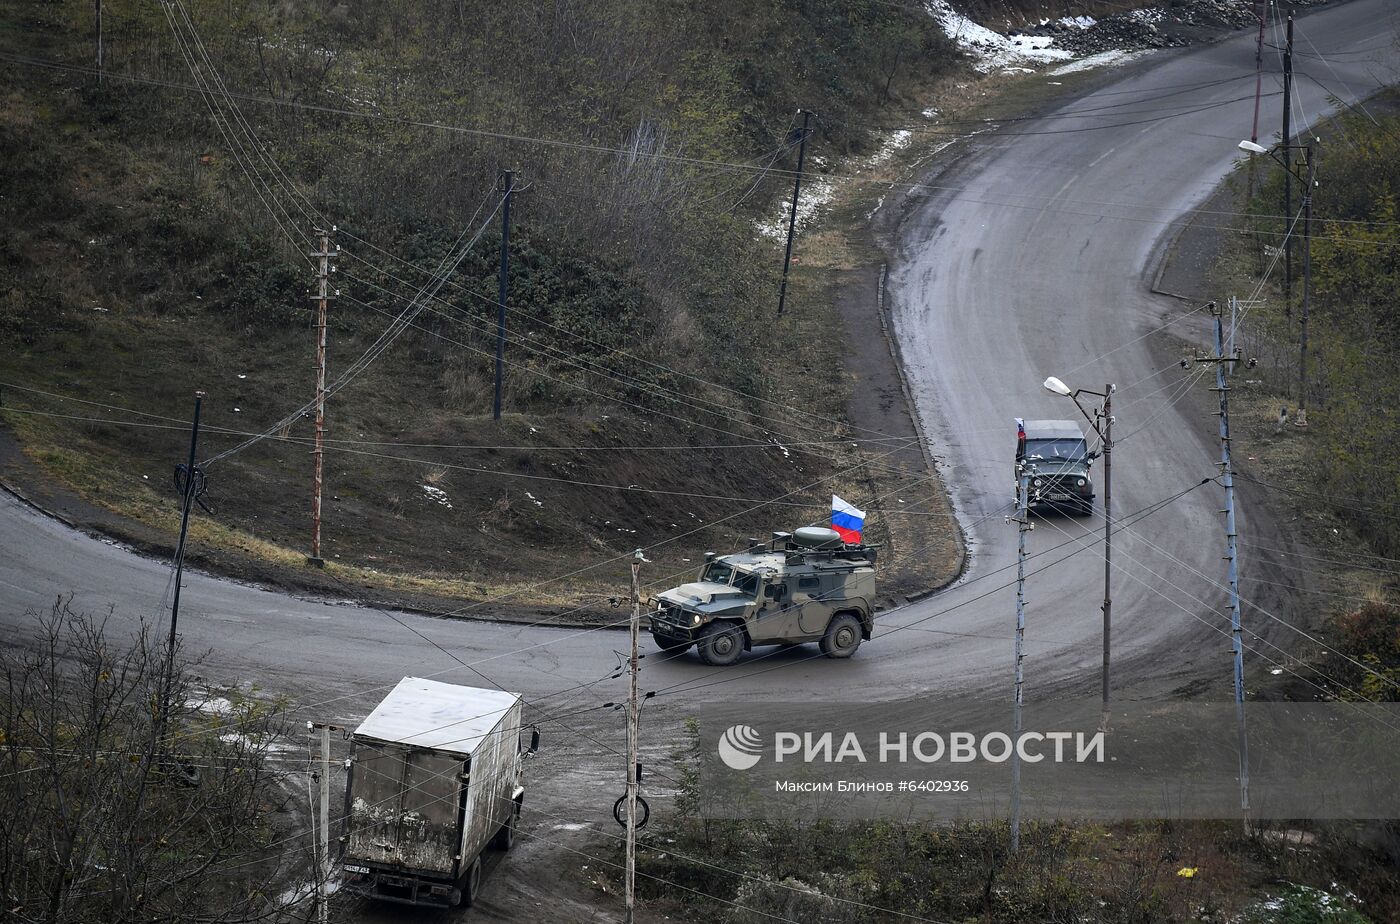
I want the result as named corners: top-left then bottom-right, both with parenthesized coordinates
top-left (1129, 8), bottom-right (1165, 25)
top-left (757, 173), bottom-right (836, 239)
top-left (921, 106), bottom-right (939, 119)
top-left (187, 695), bottom-right (234, 715)
top-left (1047, 49), bottom-right (1147, 76)
top-left (1055, 15), bottom-right (1096, 29)
top-left (867, 129), bottom-right (913, 167)
top-left (925, 0), bottom-right (1070, 72)
top-left (554, 822), bottom-right (589, 831)
top-left (525, 490), bottom-right (544, 508)
top-left (420, 485), bottom-right (452, 508)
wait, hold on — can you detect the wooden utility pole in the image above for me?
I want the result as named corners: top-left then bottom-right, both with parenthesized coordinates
top-left (1296, 143), bottom-right (1315, 428)
top-left (95, 0), bottom-right (103, 85)
top-left (776, 109), bottom-right (811, 317)
top-left (163, 390), bottom-right (205, 727)
top-left (1281, 11), bottom-right (1294, 317)
top-left (1010, 470), bottom-right (1030, 854)
top-left (310, 722), bottom-right (336, 924)
top-left (493, 171), bottom-right (515, 421)
top-left (625, 550), bottom-right (642, 923)
top-left (309, 229), bottom-right (335, 565)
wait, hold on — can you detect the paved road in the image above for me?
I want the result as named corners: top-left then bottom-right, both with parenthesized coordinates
top-left (3, 0), bottom-right (1397, 718)
top-left (1, 13), bottom-right (1398, 913)
top-left (885, 0), bottom-right (1399, 701)
top-left (2, 3), bottom-right (1395, 916)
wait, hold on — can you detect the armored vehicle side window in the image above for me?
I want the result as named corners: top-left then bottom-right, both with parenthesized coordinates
top-left (703, 562), bottom-right (735, 584)
top-left (734, 572), bottom-right (760, 597)
top-left (798, 576), bottom-right (820, 590)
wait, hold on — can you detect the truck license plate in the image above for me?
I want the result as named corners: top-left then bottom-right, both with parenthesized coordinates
top-left (344, 865), bottom-right (369, 874)
top-left (1049, 492), bottom-right (1071, 501)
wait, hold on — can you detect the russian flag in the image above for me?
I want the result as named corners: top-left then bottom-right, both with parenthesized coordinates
top-left (831, 495), bottom-right (865, 545)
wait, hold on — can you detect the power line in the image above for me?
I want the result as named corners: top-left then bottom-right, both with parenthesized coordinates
top-left (200, 192), bottom-right (504, 467)
top-left (8, 50), bottom-right (1400, 238)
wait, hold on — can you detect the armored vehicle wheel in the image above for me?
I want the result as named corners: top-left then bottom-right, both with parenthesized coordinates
top-left (820, 613), bottom-right (863, 659)
top-left (654, 634), bottom-right (692, 654)
top-left (697, 621), bottom-right (745, 666)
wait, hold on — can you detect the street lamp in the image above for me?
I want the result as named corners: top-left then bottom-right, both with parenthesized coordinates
top-left (1237, 137), bottom-right (1318, 427)
top-left (1042, 375), bottom-right (1115, 733)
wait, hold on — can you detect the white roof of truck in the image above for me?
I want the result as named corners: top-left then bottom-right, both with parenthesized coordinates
top-left (1023, 419), bottom-right (1084, 440)
top-left (353, 677), bottom-right (520, 756)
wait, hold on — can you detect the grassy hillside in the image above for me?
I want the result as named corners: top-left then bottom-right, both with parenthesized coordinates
top-left (1227, 94), bottom-right (1400, 560)
top-left (0, 0), bottom-right (961, 606)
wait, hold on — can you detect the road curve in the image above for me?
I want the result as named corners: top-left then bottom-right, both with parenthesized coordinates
top-left (884, 0), bottom-right (1399, 702)
top-left (2, 1), bottom-right (1398, 723)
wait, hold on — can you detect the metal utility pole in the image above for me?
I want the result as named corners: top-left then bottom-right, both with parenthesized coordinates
top-left (1099, 385), bottom-right (1114, 734)
top-left (1296, 143), bottom-right (1314, 428)
top-left (310, 722), bottom-right (335, 924)
top-left (1248, 0), bottom-right (1266, 219)
top-left (1010, 471), bottom-right (1030, 854)
top-left (776, 110), bottom-right (811, 317)
top-left (163, 390), bottom-right (205, 722)
top-left (1043, 376), bottom-right (1115, 732)
top-left (1203, 300), bottom-right (1250, 832)
top-left (625, 550), bottom-right (643, 923)
top-left (1281, 11), bottom-right (1294, 317)
top-left (309, 228), bottom-right (335, 565)
top-left (493, 170), bottom-right (515, 421)
top-left (1250, 0), bottom-right (1264, 147)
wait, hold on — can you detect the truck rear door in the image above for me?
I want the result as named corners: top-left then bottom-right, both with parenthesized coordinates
top-left (348, 743), bottom-right (465, 876)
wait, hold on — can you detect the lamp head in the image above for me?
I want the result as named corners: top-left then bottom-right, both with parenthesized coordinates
top-left (1042, 376), bottom-right (1073, 397)
top-left (1238, 140), bottom-right (1269, 155)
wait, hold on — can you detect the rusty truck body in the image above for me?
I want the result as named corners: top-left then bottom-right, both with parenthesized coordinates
top-left (341, 677), bottom-right (537, 908)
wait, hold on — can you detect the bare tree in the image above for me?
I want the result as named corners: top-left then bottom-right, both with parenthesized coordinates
top-left (0, 599), bottom-right (298, 924)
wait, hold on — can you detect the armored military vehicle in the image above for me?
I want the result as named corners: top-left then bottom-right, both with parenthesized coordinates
top-left (649, 527), bottom-right (876, 665)
top-left (1016, 419), bottom-right (1096, 516)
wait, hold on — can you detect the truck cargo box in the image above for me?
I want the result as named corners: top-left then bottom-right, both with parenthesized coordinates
top-left (343, 678), bottom-right (528, 907)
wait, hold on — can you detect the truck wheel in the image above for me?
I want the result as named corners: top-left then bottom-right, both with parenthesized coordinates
top-left (492, 807), bottom-right (516, 851)
top-left (820, 613), bottom-right (863, 659)
top-left (696, 621), bottom-right (744, 666)
top-left (653, 634), bottom-right (691, 654)
top-left (458, 857), bottom-right (482, 908)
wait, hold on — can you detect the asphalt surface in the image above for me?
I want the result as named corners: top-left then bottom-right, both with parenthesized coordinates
top-left (2, 2), bottom-right (1398, 918)
top-left (886, 0), bottom-right (1399, 700)
top-left (7, 0), bottom-right (1385, 708)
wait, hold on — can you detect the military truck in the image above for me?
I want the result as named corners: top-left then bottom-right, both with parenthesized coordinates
top-left (1016, 419), bottom-right (1096, 516)
top-left (649, 526), bottom-right (877, 665)
top-left (341, 678), bottom-right (539, 908)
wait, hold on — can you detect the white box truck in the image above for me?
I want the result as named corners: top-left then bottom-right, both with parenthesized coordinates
top-left (341, 677), bottom-right (538, 908)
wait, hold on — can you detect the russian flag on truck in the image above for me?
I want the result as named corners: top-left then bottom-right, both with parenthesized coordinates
top-left (831, 495), bottom-right (865, 545)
